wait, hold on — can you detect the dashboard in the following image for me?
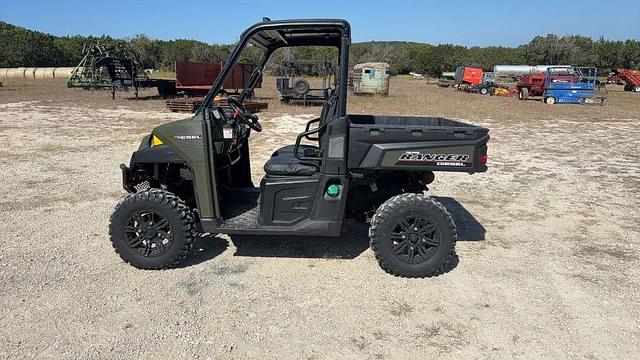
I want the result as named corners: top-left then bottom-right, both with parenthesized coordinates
top-left (210, 106), bottom-right (252, 158)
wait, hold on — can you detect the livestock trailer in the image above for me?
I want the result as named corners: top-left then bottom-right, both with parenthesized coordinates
top-left (352, 62), bottom-right (390, 95)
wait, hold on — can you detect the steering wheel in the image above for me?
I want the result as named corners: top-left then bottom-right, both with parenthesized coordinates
top-left (226, 96), bottom-right (262, 132)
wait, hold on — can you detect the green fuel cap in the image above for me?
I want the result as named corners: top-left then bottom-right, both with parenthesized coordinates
top-left (326, 184), bottom-right (341, 198)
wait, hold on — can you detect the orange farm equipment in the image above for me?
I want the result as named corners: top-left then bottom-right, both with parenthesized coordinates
top-left (455, 66), bottom-right (484, 85)
top-left (613, 68), bottom-right (640, 92)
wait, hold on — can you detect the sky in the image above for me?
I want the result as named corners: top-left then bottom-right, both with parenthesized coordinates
top-left (2, 0), bottom-right (639, 47)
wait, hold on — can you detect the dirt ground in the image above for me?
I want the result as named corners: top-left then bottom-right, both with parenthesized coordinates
top-left (1, 78), bottom-right (639, 359)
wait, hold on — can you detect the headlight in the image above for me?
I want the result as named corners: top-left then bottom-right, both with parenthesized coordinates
top-left (151, 134), bottom-right (164, 146)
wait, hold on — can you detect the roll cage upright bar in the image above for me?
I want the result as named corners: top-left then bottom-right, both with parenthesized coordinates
top-left (197, 18), bottom-right (351, 117)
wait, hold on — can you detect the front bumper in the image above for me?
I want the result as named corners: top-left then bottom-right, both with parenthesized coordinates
top-left (120, 164), bottom-right (134, 193)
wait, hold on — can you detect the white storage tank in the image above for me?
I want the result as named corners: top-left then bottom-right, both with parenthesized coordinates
top-left (493, 65), bottom-right (571, 76)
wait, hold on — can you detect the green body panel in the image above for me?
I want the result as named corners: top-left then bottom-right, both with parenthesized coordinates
top-left (152, 115), bottom-right (216, 218)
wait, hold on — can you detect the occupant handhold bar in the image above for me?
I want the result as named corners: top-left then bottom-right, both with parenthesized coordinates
top-left (293, 115), bottom-right (340, 161)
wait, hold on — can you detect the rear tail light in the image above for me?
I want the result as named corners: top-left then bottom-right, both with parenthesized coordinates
top-left (479, 155), bottom-right (488, 164)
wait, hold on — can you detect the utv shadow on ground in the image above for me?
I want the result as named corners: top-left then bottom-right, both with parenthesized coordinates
top-left (230, 223), bottom-right (371, 259)
top-left (176, 234), bottom-right (229, 267)
top-left (179, 197), bottom-right (483, 268)
top-left (229, 197), bottom-right (484, 261)
top-left (434, 196), bottom-right (486, 242)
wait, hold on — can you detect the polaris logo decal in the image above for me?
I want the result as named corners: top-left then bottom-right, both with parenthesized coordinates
top-left (397, 152), bottom-right (471, 167)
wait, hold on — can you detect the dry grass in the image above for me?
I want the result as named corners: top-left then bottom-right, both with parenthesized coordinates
top-left (3, 76), bottom-right (638, 122)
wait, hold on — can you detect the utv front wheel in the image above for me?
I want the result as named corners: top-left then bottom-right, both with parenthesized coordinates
top-left (109, 189), bottom-right (195, 269)
top-left (369, 193), bottom-right (456, 278)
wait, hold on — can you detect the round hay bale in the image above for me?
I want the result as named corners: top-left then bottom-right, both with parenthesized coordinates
top-left (34, 67), bottom-right (56, 79)
top-left (53, 67), bottom-right (74, 79)
top-left (5, 67), bottom-right (27, 79)
top-left (24, 68), bottom-right (37, 79)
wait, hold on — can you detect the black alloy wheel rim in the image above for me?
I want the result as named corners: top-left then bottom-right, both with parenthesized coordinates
top-left (124, 211), bottom-right (173, 257)
top-left (390, 215), bottom-right (440, 264)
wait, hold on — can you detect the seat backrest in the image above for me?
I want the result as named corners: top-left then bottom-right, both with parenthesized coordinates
top-left (320, 87), bottom-right (340, 126)
top-left (317, 86), bottom-right (340, 150)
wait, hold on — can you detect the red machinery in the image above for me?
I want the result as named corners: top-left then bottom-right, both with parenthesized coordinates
top-left (515, 70), bottom-right (579, 100)
top-left (613, 68), bottom-right (640, 92)
top-left (175, 61), bottom-right (261, 96)
top-left (607, 73), bottom-right (625, 85)
top-left (455, 66), bottom-right (483, 85)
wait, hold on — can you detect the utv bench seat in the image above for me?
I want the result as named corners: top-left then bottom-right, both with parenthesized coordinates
top-left (270, 144), bottom-right (320, 157)
top-left (264, 149), bottom-right (318, 176)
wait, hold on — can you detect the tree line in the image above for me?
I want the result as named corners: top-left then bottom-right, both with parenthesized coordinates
top-left (1, 21), bottom-right (639, 76)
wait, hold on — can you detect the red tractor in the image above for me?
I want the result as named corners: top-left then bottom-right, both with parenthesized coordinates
top-left (516, 70), bottom-right (579, 100)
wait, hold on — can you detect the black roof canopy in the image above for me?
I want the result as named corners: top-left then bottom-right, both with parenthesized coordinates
top-left (244, 19), bottom-right (351, 50)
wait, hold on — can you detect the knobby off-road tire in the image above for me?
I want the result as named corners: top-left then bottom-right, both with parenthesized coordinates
top-left (109, 189), bottom-right (195, 269)
top-left (519, 87), bottom-right (528, 100)
top-left (369, 193), bottom-right (456, 278)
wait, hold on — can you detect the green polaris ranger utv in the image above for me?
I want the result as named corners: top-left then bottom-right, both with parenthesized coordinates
top-left (109, 18), bottom-right (490, 277)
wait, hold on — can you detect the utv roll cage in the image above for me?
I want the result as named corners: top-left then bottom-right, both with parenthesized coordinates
top-left (199, 18), bottom-right (351, 116)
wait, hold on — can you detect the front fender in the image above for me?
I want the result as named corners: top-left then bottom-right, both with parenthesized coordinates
top-left (130, 145), bottom-right (186, 165)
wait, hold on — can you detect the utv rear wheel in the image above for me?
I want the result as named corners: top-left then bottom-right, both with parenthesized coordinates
top-left (369, 193), bottom-right (456, 278)
top-left (109, 189), bottom-right (195, 269)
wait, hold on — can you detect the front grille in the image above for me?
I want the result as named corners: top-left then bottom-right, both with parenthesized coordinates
top-left (134, 181), bottom-right (150, 192)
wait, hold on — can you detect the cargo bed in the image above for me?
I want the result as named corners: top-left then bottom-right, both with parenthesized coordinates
top-left (347, 114), bottom-right (489, 173)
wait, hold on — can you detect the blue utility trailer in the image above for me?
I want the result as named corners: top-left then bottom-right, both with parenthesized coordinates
top-left (542, 67), bottom-right (606, 105)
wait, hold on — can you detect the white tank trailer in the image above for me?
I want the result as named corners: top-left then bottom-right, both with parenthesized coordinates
top-left (493, 65), bottom-right (571, 77)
